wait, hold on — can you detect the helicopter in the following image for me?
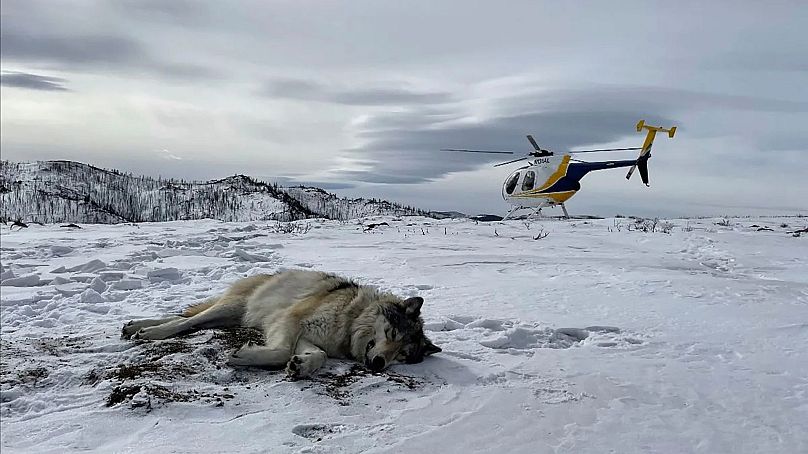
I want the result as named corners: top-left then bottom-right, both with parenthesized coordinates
top-left (442, 120), bottom-right (676, 219)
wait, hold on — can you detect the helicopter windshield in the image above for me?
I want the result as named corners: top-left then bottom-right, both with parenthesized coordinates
top-left (522, 171), bottom-right (535, 191)
top-left (505, 172), bottom-right (520, 194)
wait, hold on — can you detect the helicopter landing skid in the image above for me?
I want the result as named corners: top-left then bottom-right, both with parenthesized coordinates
top-left (502, 203), bottom-right (569, 220)
top-left (502, 206), bottom-right (535, 220)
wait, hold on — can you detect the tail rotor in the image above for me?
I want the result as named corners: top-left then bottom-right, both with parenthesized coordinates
top-left (626, 120), bottom-right (676, 186)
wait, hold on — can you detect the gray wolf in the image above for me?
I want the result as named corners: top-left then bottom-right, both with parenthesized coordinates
top-left (121, 270), bottom-right (440, 378)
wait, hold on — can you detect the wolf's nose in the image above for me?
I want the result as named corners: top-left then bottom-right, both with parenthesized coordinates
top-left (368, 356), bottom-right (385, 372)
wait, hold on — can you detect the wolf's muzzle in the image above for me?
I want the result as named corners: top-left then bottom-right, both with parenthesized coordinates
top-left (367, 356), bottom-right (385, 372)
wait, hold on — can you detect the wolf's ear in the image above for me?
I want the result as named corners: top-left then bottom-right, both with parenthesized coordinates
top-left (402, 296), bottom-right (423, 317)
top-left (423, 336), bottom-right (441, 356)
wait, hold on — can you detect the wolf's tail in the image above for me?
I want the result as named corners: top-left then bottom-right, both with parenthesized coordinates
top-left (181, 297), bottom-right (219, 317)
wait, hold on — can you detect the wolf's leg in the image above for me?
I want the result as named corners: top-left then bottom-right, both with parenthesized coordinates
top-left (121, 317), bottom-right (182, 339)
top-left (133, 298), bottom-right (244, 340)
top-left (286, 338), bottom-right (327, 379)
top-left (226, 346), bottom-right (292, 368)
top-left (227, 315), bottom-right (298, 368)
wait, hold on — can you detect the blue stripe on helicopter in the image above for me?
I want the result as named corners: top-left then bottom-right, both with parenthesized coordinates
top-left (535, 159), bottom-right (639, 194)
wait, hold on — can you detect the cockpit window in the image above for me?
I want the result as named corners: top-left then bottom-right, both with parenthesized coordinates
top-left (522, 171), bottom-right (535, 191)
top-left (505, 172), bottom-right (520, 194)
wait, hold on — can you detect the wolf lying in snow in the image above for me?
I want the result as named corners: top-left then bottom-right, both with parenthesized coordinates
top-left (121, 270), bottom-right (441, 378)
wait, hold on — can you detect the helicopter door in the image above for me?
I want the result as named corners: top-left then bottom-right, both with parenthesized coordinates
top-left (505, 171), bottom-right (520, 194)
top-left (522, 171), bottom-right (535, 191)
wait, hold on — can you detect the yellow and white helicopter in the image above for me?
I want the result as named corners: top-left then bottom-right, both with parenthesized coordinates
top-left (443, 120), bottom-right (676, 219)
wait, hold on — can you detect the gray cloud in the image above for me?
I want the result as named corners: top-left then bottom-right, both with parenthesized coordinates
top-left (1, 28), bottom-right (219, 80)
top-left (114, 0), bottom-right (210, 25)
top-left (330, 83), bottom-right (808, 185)
top-left (0, 71), bottom-right (69, 91)
top-left (0, 29), bottom-right (142, 66)
top-left (336, 111), bottom-right (674, 184)
top-left (704, 50), bottom-right (808, 73)
top-left (0, 3), bottom-right (219, 80)
top-left (262, 78), bottom-right (455, 106)
top-left (331, 87), bottom-right (683, 183)
top-left (539, 86), bottom-right (808, 114)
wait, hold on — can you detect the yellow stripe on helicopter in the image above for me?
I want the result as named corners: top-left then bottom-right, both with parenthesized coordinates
top-left (511, 190), bottom-right (578, 203)
top-left (522, 155), bottom-right (571, 194)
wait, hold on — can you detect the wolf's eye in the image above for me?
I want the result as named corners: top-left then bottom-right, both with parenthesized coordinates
top-left (366, 339), bottom-right (375, 352)
top-left (388, 329), bottom-right (397, 341)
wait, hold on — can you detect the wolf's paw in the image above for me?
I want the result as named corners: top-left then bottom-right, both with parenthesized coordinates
top-left (132, 326), bottom-right (167, 341)
top-left (121, 321), bottom-right (140, 339)
top-left (285, 355), bottom-right (306, 379)
top-left (285, 353), bottom-right (321, 379)
top-left (227, 343), bottom-right (257, 367)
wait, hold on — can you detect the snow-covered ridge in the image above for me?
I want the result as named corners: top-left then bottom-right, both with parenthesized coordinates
top-left (284, 186), bottom-right (432, 221)
top-left (0, 160), bottom-right (433, 224)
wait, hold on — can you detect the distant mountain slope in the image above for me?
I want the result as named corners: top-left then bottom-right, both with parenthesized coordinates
top-left (0, 160), bottom-right (434, 224)
top-left (285, 186), bottom-right (429, 220)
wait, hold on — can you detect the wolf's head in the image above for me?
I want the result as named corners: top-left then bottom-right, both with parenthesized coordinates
top-left (356, 296), bottom-right (441, 372)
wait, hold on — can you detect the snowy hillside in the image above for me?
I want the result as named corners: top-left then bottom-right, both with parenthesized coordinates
top-left (1, 216), bottom-right (806, 453)
top-left (285, 186), bottom-right (430, 220)
top-left (0, 161), bottom-right (430, 224)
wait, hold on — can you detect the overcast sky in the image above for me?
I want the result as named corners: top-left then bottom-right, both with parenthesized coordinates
top-left (2, 0), bottom-right (806, 217)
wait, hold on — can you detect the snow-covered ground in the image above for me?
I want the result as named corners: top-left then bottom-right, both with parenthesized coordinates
top-left (1, 216), bottom-right (806, 453)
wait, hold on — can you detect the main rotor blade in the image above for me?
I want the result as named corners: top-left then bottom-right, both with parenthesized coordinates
top-left (440, 148), bottom-right (515, 155)
top-left (569, 147), bottom-right (643, 154)
top-left (526, 135), bottom-right (541, 151)
top-left (494, 157), bottom-right (528, 167)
